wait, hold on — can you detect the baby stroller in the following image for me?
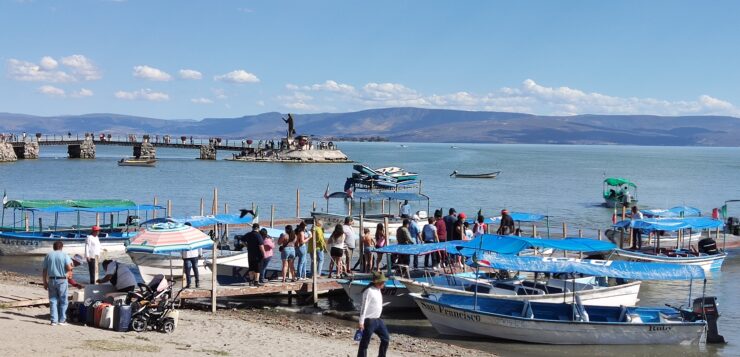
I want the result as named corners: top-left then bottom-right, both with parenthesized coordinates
top-left (129, 274), bottom-right (181, 333)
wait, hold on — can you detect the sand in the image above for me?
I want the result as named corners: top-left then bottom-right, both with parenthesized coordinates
top-left (0, 273), bottom-right (495, 357)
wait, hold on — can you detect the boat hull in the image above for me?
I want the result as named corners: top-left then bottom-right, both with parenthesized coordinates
top-left (412, 294), bottom-right (705, 345)
top-left (0, 232), bottom-right (130, 256)
top-left (340, 279), bottom-right (416, 310)
top-left (401, 279), bottom-right (641, 307)
top-left (128, 250), bottom-right (250, 283)
top-left (452, 171), bottom-right (501, 179)
top-left (611, 249), bottom-right (726, 272)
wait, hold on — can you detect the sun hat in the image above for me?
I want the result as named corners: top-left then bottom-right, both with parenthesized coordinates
top-left (411, 214), bottom-right (420, 221)
top-left (371, 271), bottom-right (387, 284)
top-left (459, 212), bottom-right (467, 220)
top-left (72, 254), bottom-right (85, 265)
top-left (91, 226), bottom-right (101, 231)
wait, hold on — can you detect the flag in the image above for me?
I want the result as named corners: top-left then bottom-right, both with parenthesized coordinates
top-left (721, 204), bottom-right (728, 219)
top-left (323, 183), bottom-right (330, 200)
top-left (1, 190), bottom-right (6, 206)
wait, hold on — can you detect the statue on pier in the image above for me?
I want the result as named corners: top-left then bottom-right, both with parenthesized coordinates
top-left (282, 113), bottom-right (296, 139)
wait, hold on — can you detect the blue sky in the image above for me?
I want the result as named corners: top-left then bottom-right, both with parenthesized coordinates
top-left (1, 0), bottom-right (739, 119)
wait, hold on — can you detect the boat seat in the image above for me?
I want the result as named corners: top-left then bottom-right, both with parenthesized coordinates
top-left (42, 232), bottom-right (53, 237)
top-left (66, 233), bottom-right (76, 238)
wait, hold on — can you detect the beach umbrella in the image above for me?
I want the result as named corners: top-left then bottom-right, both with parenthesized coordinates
top-left (127, 222), bottom-right (214, 281)
top-left (127, 222), bottom-right (213, 254)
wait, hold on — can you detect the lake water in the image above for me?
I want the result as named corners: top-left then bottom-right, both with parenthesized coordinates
top-left (0, 142), bottom-right (738, 355)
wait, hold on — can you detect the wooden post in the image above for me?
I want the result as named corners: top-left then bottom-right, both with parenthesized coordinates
top-left (211, 187), bottom-right (218, 313)
top-left (95, 213), bottom-right (100, 227)
top-left (532, 224), bottom-right (537, 238)
top-left (296, 188), bottom-right (300, 218)
top-left (199, 198), bottom-right (205, 216)
top-left (628, 227), bottom-right (634, 248)
top-left (312, 201), bottom-right (316, 212)
top-left (270, 204), bottom-right (275, 227)
top-left (166, 200), bottom-right (172, 217)
top-left (619, 230), bottom-right (624, 249)
top-left (562, 223), bottom-right (567, 238)
top-left (153, 196), bottom-right (158, 219)
top-left (224, 203), bottom-right (229, 239)
top-left (381, 200), bottom-right (385, 215)
top-left (348, 199), bottom-right (353, 216)
top-left (312, 224), bottom-right (318, 305)
top-left (597, 229), bottom-right (602, 241)
top-left (621, 206), bottom-right (626, 221)
top-left (578, 229), bottom-right (583, 238)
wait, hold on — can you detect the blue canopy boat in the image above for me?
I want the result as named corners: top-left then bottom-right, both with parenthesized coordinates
top-left (412, 255), bottom-right (722, 345)
top-left (0, 199), bottom-right (163, 256)
top-left (610, 217), bottom-right (727, 272)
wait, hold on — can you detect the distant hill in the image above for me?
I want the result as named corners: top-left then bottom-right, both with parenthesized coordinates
top-left (1, 108), bottom-right (739, 146)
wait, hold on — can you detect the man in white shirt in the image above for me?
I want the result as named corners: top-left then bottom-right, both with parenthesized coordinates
top-left (357, 271), bottom-right (390, 357)
top-left (343, 216), bottom-right (356, 274)
top-left (399, 200), bottom-right (411, 218)
top-left (85, 226), bottom-right (102, 284)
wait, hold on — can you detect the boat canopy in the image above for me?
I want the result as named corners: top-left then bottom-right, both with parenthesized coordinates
top-left (603, 178), bottom-right (637, 188)
top-left (476, 254), bottom-right (705, 280)
top-left (141, 214), bottom-right (255, 228)
top-left (614, 217), bottom-right (723, 231)
top-left (373, 235), bottom-right (616, 256)
top-left (25, 204), bottom-right (164, 213)
top-left (641, 206), bottom-right (701, 218)
top-left (326, 191), bottom-right (429, 201)
top-left (4, 199), bottom-right (137, 209)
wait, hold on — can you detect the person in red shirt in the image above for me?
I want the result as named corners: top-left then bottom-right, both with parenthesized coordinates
top-left (434, 210), bottom-right (447, 267)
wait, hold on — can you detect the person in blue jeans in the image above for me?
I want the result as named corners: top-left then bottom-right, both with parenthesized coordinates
top-left (357, 271), bottom-right (390, 357)
top-left (295, 221), bottom-right (309, 280)
top-left (279, 225), bottom-right (297, 282)
top-left (42, 241), bottom-right (73, 326)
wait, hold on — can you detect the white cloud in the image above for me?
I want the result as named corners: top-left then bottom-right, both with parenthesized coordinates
top-left (7, 58), bottom-right (75, 82)
top-left (39, 56), bottom-right (58, 70)
top-left (214, 70), bottom-right (260, 83)
top-left (71, 88), bottom-right (94, 98)
top-left (114, 88), bottom-right (169, 101)
top-left (133, 65), bottom-right (172, 81)
top-left (179, 69), bottom-right (202, 80)
top-left (191, 97), bottom-right (213, 104)
top-left (278, 78), bottom-right (740, 117)
top-left (38, 85), bottom-right (65, 97)
top-left (60, 55), bottom-right (101, 80)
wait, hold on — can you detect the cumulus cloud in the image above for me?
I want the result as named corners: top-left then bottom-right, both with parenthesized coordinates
top-left (191, 97), bottom-right (213, 104)
top-left (71, 88), bottom-right (94, 98)
top-left (114, 88), bottom-right (169, 101)
top-left (179, 69), bottom-right (202, 80)
top-left (277, 78), bottom-right (740, 117)
top-left (7, 55), bottom-right (100, 82)
top-left (133, 65), bottom-right (172, 81)
top-left (214, 70), bottom-right (260, 83)
top-left (38, 85), bottom-right (65, 97)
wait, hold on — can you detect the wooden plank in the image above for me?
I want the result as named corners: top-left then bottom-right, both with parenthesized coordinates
top-left (0, 295), bottom-right (23, 301)
top-left (0, 297), bottom-right (50, 308)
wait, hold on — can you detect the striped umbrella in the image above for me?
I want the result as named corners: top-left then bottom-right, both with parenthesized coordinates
top-left (127, 222), bottom-right (213, 254)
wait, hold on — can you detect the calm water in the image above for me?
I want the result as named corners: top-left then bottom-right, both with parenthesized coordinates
top-left (0, 142), bottom-right (738, 355)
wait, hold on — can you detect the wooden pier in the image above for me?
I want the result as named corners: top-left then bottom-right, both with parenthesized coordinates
top-left (179, 278), bottom-right (343, 300)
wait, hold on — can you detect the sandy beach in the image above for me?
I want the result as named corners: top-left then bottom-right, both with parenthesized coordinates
top-left (0, 272), bottom-right (494, 357)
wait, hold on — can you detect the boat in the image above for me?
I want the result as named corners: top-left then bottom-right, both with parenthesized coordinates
top-left (450, 170), bottom-right (501, 179)
top-left (609, 216), bottom-right (727, 272)
top-left (128, 249), bottom-right (250, 283)
top-left (412, 255), bottom-right (716, 345)
top-left (603, 177), bottom-right (637, 208)
top-left (340, 278), bottom-right (417, 310)
top-left (0, 199), bottom-right (164, 256)
top-left (375, 166), bottom-right (418, 182)
top-left (118, 157), bottom-right (156, 167)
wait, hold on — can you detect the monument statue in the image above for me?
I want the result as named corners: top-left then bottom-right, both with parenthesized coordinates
top-left (282, 113), bottom-right (296, 139)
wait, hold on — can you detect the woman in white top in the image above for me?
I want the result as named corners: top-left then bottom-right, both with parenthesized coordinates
top-left (327, 223), bottom-right (346, 278)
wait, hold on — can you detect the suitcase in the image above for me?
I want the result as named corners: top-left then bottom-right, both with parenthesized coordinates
top-left (77, 303), bottom-right (87, 324)
top-left (113, 304), bottom-right (132, 332)
top-left (94, 302), bottom-right (112, 328)
top-left (101, 305), bottom-right (115, 329)
top-left (66, 302), bottom-right (81, 323)
top-left (86, 301), bottom-right (98, 326)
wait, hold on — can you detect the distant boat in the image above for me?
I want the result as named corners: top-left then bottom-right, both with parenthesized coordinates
top-left (399, 144), bottom-right (408, 148)
top-left (118, 157), bottom-right (156, 167)
top-left (450, 170), bottom-right (501, 179)
top-left (450, 146), bottom-right (459, 149)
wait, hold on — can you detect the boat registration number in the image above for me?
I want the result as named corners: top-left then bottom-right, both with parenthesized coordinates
top-left (1, 239), bottom-right (39, 246)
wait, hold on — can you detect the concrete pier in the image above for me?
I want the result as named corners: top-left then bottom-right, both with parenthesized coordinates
top-left (200, 139), bottom-right (217, 160)
top-left (0, 142), bottom-right (17, 162)
top-left (68, 134), bottom-right (96, 159)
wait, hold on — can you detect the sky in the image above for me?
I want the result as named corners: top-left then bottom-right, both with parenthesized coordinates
top-left (1, 0), bottom-right (740, 119)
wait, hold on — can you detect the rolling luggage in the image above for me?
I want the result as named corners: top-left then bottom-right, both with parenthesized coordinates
top-left (85, 301), bottom-right (98, 326)
top-left (101, 305), bottom-right (115, 329)
top-left (113, 304), bottom-right (132, 332)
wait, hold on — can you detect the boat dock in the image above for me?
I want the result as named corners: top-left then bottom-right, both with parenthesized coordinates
top-left (179, 278), bottom-right (343, 300)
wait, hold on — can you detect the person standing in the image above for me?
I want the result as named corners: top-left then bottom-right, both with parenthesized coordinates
top-left (278, 225), bottom-right (297, 282)
top-left (497, 209), bottom-right (516, 235)
top-left (473, 214), bottom-right (488, 238)
top-left (422, 217), bottom-right (439, 268)
top-left (357, 271), bottom-right (390, 357)
top-left (245, 223), bottom-right (266, 286)
top-left (97, 259), bottom-right (137, 292)
top-left (409, 215), bottom-right (421, 268)
top-left (343, 217), bottom-right (356, 276)
top-left (361, 228), bottom-right (375, 273)
top-left (374, 223), bottom-right (387, 272)
top-left (443, 208), bottom-right (457, 241)
top-left (42, 241), bottom-right (73, 326)
top-left (295, 221), bottom-right (309, 280)
top-left (85, 226), bottom-right (102, 284)
top-left (259, 228), bottom-right (274, 283)
top-left (395, 219), bottom-right (413, 266)
top-left (434, 212), bottom-right (447, 266)
top-left (327, 224), bottom-right (346, 278)
top-left (309, 220), bottom-right (327, 278)
top-left (399, 200), bottom-right (411, 218)
top-left (629, 206), bottom-right (644, 250)
top-left (181, 248), bottom-right (202, 288)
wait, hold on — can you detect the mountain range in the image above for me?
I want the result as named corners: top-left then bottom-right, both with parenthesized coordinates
top-left (1, 108), bottom-right (739, 146)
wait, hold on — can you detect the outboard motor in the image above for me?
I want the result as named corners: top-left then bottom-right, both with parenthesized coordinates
top-left (693, 297), bottom-right (725, 344)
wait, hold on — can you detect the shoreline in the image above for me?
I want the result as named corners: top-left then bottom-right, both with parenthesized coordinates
top-left (0, 271), bottom-right (495, 357)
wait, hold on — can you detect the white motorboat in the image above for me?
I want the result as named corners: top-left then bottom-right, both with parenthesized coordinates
top-left (128, 249), bottom-right (249, 283)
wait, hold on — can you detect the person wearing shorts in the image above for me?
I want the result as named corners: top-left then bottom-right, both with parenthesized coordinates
top-left (245, 223), bottom-right (266, 286)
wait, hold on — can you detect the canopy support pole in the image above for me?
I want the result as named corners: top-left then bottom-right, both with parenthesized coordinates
top-left (312, 223), bottom-right (318, 306)
top-left (211, 187), bottom-right (218, 314)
